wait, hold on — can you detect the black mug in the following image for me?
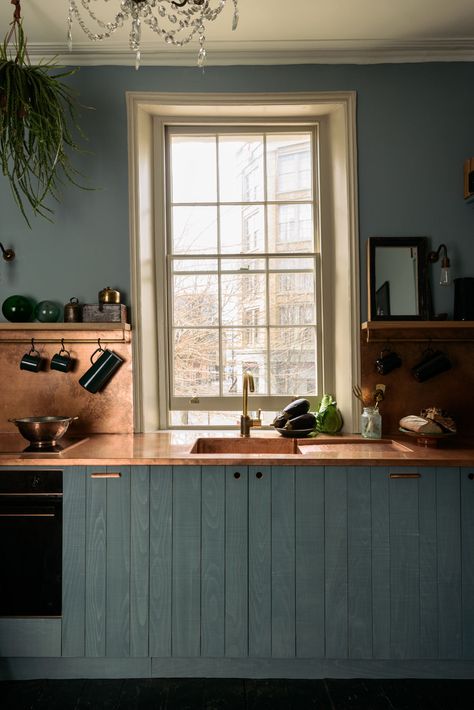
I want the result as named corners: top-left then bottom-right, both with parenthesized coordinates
top-left (79, 347), bottom-right (124, 393)
top-left (51, 353), bottom-right (73, 373)
top-left (375, 349), bottom-right (402, 375)
top-left (51, 341), bottom-right (74, 373)
top-left (412, 349), bottom-right (452, 382)
top-left (20, 341), bottom-right (44, 372)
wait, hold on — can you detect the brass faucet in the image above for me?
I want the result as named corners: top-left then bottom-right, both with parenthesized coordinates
top-left (240, 371), bottom-right (261, 437)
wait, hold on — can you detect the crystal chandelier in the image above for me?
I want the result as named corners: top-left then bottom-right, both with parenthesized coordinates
top-left (67, 0), bottom-right (239, 69)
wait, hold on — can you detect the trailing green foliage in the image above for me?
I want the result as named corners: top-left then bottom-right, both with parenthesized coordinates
top-left (0, 22), bottom-right (87, 226)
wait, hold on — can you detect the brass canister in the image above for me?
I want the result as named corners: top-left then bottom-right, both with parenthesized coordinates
top-left (99, 286), bottom-right (121, 304)
top-left (64, 297), bottom-right (82, 323)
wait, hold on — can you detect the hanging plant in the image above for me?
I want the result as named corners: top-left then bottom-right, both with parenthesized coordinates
top-left (0, 0), bottom-right (89, 226)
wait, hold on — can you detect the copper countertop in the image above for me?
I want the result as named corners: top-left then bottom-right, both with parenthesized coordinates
top-left (0, 430), bottom-right (473, 467)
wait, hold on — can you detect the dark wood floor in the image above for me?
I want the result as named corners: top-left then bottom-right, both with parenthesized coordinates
top-left (1, 678), bottom-right (474, 710)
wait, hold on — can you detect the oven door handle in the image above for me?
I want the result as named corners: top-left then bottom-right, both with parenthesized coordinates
top-left (0, 505), bottom-right (59, 518)
top-left (0, 512), bottom-right (56, 518)
top-left (0, 493), bottom-right (62, 498)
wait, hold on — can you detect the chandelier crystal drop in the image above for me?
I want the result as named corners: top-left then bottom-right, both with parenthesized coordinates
top-left (67, 0), bottom-right (239, 69)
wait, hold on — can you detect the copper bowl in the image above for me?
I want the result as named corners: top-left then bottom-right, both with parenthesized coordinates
top-left (8, 416), bottom-right (78, 447)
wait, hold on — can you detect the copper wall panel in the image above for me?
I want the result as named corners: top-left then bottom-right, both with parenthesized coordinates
top-left (0, 327), bottom-right (133, 434)
top-left (361, 333), bottom-right (474, 435)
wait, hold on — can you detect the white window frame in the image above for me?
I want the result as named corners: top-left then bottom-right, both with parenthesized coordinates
top-left (127, 92), bottom-right (360, 432)
top-left (166, 123), bottom-right (320, 418)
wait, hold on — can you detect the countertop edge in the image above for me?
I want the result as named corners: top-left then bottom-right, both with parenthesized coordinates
top-left (0, 432), bottom-right (473, 467)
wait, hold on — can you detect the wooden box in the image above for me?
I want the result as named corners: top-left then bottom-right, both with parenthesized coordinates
top-left (82, 303), bottom-right (127, 323)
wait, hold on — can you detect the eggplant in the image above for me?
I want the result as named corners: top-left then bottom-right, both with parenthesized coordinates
top-left (284, 412), bottom-right (316, 431)
top-left (271, 398), bottom-right (311, 428)
top-left (282, 398), bottom-right (310, 418)
top-left (271, 413), bottom-right (290, 428)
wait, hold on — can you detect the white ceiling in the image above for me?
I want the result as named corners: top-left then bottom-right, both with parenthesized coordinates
top-left (2, 0), bottom-right (474, 65)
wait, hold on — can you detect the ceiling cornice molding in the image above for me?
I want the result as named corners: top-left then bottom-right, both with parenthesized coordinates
top-left (25, 39), bottom-right (474, 66)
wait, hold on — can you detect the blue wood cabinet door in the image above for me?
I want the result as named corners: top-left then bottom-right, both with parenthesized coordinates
top-left (372, 466), bottom-right (462, 660)
top-left (149, 465), bottom-right (327, 660)
top-left (62, 465), bottom-right (150, 658)
top-left (461, 467), bottom-right (474, 658)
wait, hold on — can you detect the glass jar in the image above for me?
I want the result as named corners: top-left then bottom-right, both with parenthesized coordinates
top-left (360, 406), bottom-right (382, 439)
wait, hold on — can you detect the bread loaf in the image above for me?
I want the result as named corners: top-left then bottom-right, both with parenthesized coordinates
top-left (399, 415), bottom-right (443, 434)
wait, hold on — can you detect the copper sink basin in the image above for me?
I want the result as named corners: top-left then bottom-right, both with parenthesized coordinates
top-left (190, 436), bottom-right (412, 456)
top-left (297, 438), bottom-right (412, 454)
top-left (190, 437), bottom-right (297, 455)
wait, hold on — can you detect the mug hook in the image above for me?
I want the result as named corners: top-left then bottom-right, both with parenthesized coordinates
top-left (59, 338), bottom-right (71, 357)
top-left (423, 338), bottom-right (434, 356)
top-left (90, 338), bottom-right (106, 364)
top-left (29, 338), bottom-right (40, 356)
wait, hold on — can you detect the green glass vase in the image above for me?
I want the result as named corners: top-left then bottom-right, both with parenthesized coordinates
top-left (35, 300), bottom-right (61, 323)
top-left (2, 295), bottom-right (34, 322)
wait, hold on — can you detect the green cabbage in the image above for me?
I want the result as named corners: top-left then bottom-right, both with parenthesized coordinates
top-left (315, 394), bottom-right (343, 434)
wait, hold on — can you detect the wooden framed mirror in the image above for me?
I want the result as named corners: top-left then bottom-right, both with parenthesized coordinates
top-left (368, 236), bottom-right (431, 320)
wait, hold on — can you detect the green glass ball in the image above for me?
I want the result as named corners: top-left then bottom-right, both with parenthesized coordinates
top-left (2, 295), bottom-right (34, 322)
top-left (35, 300), bottom-right (61, 323)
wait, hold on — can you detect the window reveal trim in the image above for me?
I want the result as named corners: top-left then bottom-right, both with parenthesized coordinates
top-left (127, 92), bottom-right (360, 432)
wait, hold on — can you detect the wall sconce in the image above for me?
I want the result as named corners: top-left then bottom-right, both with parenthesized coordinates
top-left (0, 243), bottom-right (15, 262)
top-left (428, 243), bottom-right (451, 286)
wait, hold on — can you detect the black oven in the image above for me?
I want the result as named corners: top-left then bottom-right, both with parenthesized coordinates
top-left (0, 469), bottom-right (62, 617)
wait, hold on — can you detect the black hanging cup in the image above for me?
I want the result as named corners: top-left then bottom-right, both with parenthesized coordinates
top-left (375, 348), bottom-right (402, 375)
top-left (79, 340), bottom-right (123, 393)
top-left (412, 348), bottom-right (452, 382)
top-left (51, 340), bottom-right (74, 373)
top-left (20, 339), bottom-right (44, 372)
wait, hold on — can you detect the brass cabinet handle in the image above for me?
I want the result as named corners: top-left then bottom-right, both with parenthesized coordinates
top-left (390, 473), bottom-right (421, 479)
top-left (90, 472), bottom-right (122, 479)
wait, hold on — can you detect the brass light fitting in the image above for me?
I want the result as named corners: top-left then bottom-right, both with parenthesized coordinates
top-left (428, 243), bottom-right (451, 286)
top-left (0, 242), bottom-right (15, 262)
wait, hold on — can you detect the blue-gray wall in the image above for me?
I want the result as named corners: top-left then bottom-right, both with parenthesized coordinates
top-left (1, 62), bottom-right (474, 321)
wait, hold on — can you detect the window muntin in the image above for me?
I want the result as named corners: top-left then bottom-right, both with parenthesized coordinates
top-left (165, 126), bottom-right (320, 424)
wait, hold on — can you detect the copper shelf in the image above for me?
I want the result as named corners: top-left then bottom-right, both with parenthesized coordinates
top-left (362, 321), bottom-right (474, 343)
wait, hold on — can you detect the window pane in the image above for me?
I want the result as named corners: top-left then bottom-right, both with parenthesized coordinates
top-left (218, 135), bottom-right (264, 202)
top-left (170, 411), bottom-right (241, 426)
top-left (266, 133), bottom-right (312, 201)
top-left (173, 274), bottom-right (218, 326)
top-left (269, 327), bottom-right (316, 395)
top-left (222, 328), bottom-right (268, 394)
top-left (172, 206), bottom-right (218, 255)
top-left (170, 135), bottom-right (217, 203)
top-left (220, 205), bottom-right (265, 253)
top-left (220, 257), bottom-right (266, 272)
top-left (269, 272), bottom-right (316, 326)
top-left (173, 258), bottom-right (218, 272)
top-left (269, 257), bottom-right (315, 270)
top-left (221, 274), bottom-right (266, 325)
top-left (267, 204), bottom-right (314, 252)
top-left (173, 328), bottom-right (220, 396)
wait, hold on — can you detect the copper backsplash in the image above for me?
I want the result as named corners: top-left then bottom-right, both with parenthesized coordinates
top-left (0, 326), bottom-right (133, 434)
top-left (361, 332), bottom-right (473, 436)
